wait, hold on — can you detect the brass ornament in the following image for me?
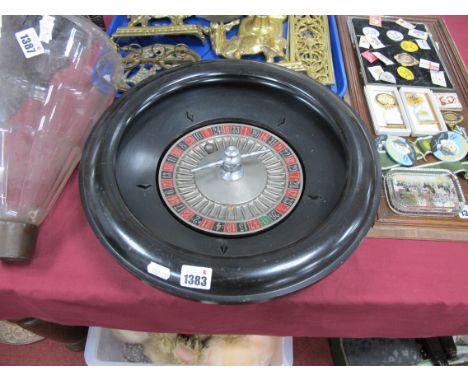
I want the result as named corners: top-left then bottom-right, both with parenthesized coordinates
top-left (276, 60), bottom-right (307, 73)
top-left (127, 15), bottom-right (191, 27)
top-left (112, 15), bottom-right (206, 42)
top-left (288, 15), bottom-right (335, 85)
top-left (117, 43), bottom-right (200, 91)
top-left (207, 16), bottom-right (287, 63)
top-left (198, 16), bottom-right (242, 23)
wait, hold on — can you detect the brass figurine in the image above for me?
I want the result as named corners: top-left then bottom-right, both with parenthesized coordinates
top-left (207, 16), bottom-right (288, 63)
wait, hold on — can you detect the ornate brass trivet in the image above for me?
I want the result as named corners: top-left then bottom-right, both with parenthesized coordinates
top-left (288, 15), bottom-right (335, 85)
top-left (117, 43), bottom-right (200, 91)
top-left (112, 15), bottom-right (206, 42)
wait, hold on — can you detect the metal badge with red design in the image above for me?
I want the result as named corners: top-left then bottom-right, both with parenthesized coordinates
top-left (158, 123), bottom-right (303, 236)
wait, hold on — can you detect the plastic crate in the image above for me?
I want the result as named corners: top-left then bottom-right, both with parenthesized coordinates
top-left (84, 327), bottom-right (294, 366)
top-left (108, 15), bottom-right (347, 98)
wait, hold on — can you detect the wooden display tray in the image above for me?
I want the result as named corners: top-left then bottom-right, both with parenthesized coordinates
top-left (337, 16), bottom-right (468, 241)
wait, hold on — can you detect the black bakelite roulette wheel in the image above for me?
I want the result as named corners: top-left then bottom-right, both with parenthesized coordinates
top-left (80, 60), bottom-right (381, 303)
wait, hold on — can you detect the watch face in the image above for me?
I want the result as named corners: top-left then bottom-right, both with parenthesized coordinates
top-left (430, 131), bottom-right (468, 162)
top-left (386, 30), bottom-right (404, 41)
top-left (385, 136), bottom-right (417, 166)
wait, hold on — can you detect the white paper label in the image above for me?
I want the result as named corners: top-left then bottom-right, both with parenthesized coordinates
top-left (408, 28), bottom-right (429, 40)
top-left (147, 261), bottom-right (171, 280)
top-left (368, 65), bottom-right (384, 81)
top-left (396, 18), bottom-right (416, 30)
top-left (460, 205), bottom-right (468, 219)
top-left (367, 35), bottom-right (385, 50)
top-left (420, 58), bottom-right (440, 71)
top-left (416, 39), bottom-right (431, 50)
top-left (39, 15), bottom-right (55, 43)
top-left (431, 70), bottom-right (447, 87)
top-left (180, 265), bottom-right (212, 290)
top-left (359, 35), bottom-right (370, 49)
top-left (15, 27), bottom-right (44, 58)
top-left (373, 52), bottom-right (394, 65)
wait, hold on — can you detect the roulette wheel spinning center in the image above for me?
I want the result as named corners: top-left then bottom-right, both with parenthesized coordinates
top-left (80, 60), bottom-right (381, 303)
top-left (159, 124), bottom-right (303, 235)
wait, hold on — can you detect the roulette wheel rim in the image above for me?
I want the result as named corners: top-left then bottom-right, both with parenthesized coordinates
top-left (80, 60), bottom-right (381, 303)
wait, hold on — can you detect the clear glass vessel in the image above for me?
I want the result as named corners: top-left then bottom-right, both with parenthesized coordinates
top-left (0, 16), bottom-right (122, 260)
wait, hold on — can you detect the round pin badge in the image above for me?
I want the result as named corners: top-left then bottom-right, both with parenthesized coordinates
top-left (394, 53), bottom-right (419, 67)
top-left (400, 40), bottom-right (419, 52)
top-left (397, 66), bottom-right (415, 81)
top-left (442, 112), bottom-right (464, 129)
top-left (385, 136), bottom-right (417, 166)
top-left (386, 30), bottom-right (404, 41)
top-left (363, 27), bottom-right (380, 37)
top-left (430, 131), bottom-right (468, 162)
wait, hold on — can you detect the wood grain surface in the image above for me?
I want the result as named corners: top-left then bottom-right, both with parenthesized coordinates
top-left (337, 16), bottom-right (468, 241)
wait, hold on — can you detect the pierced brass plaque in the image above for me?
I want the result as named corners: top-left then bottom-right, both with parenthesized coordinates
top-left (289, 15), bottom-right (335, 85)
top-left (112, 15), bottom-right (205, 42)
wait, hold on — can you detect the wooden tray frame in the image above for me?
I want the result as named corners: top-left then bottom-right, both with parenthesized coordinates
top-left (337, 16), bottom-right (468, 241)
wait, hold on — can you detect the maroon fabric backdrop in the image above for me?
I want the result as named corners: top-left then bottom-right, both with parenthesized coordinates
top-left (1, 16), bottom-right (467, 338)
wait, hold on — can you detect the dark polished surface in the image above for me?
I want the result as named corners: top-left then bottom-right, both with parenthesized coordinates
top-left (80, 60), bottom-right (381, 303)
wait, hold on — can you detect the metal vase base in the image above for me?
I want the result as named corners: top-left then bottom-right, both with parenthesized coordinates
top-left (0, 220), bottom-right (38, 261)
